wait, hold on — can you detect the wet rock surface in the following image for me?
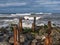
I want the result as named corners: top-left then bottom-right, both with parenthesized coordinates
top-left (0, 27), bottom-right (60, 45)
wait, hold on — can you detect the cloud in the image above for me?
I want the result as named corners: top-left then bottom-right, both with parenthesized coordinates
top-left (49, 7), bottom-right (60, 10)
top-left (40, 1), bottom-right (60, 5)
top-left (0, 2), bottom-right (27, 7)
top-left (32, 0), bottom-right (60, 10)
top-left (0, 0), bottom-right (60, 13)
top-left (35, 0), bottom-right (60, 5)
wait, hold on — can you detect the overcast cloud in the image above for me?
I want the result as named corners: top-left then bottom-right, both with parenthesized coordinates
top-left (0, 0), bottom-right (60, 13)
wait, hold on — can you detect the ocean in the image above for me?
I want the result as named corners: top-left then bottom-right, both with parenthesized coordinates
top-left (0, 13), bottom-right (60, 27)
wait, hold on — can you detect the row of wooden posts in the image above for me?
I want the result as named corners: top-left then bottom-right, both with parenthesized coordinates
top-left (13, 17), bottom-right (52, 45)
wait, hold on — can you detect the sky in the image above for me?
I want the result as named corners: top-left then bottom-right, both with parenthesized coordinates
top-left (0, 0), bottom-right (60, 13)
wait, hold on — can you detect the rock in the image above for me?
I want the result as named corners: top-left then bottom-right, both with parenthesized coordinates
top-left (9, 37), bottom-right (14, 43)
top-left (24, 41), bottom-right (31, 45)
top-left (0, 41), bottom-right (10, 45)
top-left (31, 39), bottom-right (37, 45)
top-left (26, 33), bottom-right (34, 40)
top-left (35, 34), bottom-right (41, 39)
top-left (20, 35), bottom-right (25, 43)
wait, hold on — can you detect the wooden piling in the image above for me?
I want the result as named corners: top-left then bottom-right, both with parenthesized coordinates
top-left (44, 35), bottom-right (52, 45)
top-left (16, 28), bottom-right (18, 42)
top-left (16, 28), bottom-right (20, 45)
top-left (13, 26), bottom-right (17, 45)
top-left (18, 18), bottom-right (23, 45)
top-left (32, 23), bottom-right (35, 32)
top-left (34, 17), bottom-right (36, 26)
top-left (19, 18), bottom-right (22, 32)
top-left (32, 17), bottom-right (36, 32)
top-left (44, 21), bottom-right (52, 45)
top-left (48, 21), bottom-right (52, 35)
top-left (48, 21), bottom-right (52, 30)
top-left (18, 29), bottom-right (20, 45)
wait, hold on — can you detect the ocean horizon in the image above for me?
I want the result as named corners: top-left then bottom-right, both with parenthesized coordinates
top-left (0, 13), bottom-right (60, 27)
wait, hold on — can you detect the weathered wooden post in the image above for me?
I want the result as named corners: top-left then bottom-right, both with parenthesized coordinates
top-left (44, 21), bottom-right (52, 45)
top-left (13, 26), bottom-right (17, 45)
top-left (17, 17), bottom-right (23, 45)
top-left (34, 17), bottom-right (36, 26)
top-left (47, 21), bottom-right (52, 35)
top-left (32, 17), bottom-right (36, 32)
top-left (16, 27), bottom-right (20, 45)
top-left (48, 21), bottom-right (52, 30)
top-left (19, 18), bottom-right (22, 32)
top-left (18, 18), bottom-right (23, 45)
top-left (16, 28), bottom-right (18, 42)
top-left (32, 23), bottom-right (35, 32)
top-left (44, 35), bottom-right (52, 45)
